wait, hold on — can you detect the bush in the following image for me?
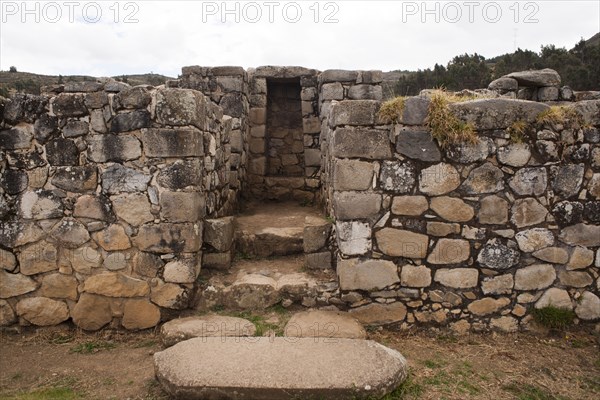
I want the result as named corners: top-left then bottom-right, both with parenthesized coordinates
top-left (9, 66), bottom-right (17, 73)
top-left (531, 306), bottom-right (575, 330)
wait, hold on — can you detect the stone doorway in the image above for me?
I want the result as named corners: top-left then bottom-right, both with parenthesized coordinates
top-left (266, 79), bottom-right (304, 176)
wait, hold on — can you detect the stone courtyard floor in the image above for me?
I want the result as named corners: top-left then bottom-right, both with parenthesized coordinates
top-left (0, 315), bottom-right (599, 400)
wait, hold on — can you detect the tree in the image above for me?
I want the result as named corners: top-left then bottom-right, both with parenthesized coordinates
top-left (9, 66), bottom-right (17, 73)
top-left (446, 53), bottom-right (491, 90)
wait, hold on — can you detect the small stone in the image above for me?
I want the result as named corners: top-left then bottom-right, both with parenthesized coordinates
top-left (414, 309), bottom-right (448, 324)
top-left (515, 228), bottom-right (554, 253)
top-left (19, 190), bottom-right (63, 220)
top-left (497, 143), bottom-right (531, 167)
top-left (567, 247), bottom-right (594, 270)
top-left (434, 268), bottom-right (478, 289)
top-left (535, 288), bottom-right (572, 310)
top-left (419, 163), bottom-right (460, 195)
top-left (391, 196), bottom-right (428, 216)
top-left (285, 310), bottom-right (367, 339)
top-left (203, 252), bottom-right (232, 271)
top-left (101, 164), bottom-right (151, 194)
top-left (427, 239), bottom-right (470, 265)
top-left (395, 127), bottom-right (441, 162)
top-left (338, 259), bottom-right (399, 291)
top-left (204, 217), bottom-right (234, 252)
top-left (348, 302), bottom-right (407, 325)
top-left (82, 272), bottom-right (149, 297)
top-left (477, 240), bottom-right (520, 270)
top-left (552, 201), bottom-right (584, 227)
top-left (0, 270), bottom-right (38, 298)
top-left (430, 196), bottom-right (474, 222)
top-left (375, 228), bottom-right (429, 259)
top-left (0, 249), bottom-right (17, 271)
top-left (122, 299), bottom-right (161, 330)
top-left (379, 161), bottom-right (416, 193)
top-left (426, 222), bottom-right (460, 237)
top-left (92, 224), bottom-right (131, 251)
top-left (333, 159), bottom-right (375, 191)
top-left (72, 293), bottom-right (113, 331)
top-left (446, 138), bottom-right (493, 164)
top-left (135, 223), bottom-right (201, 253)
top-left (515, 264), bottom-right (556, 291)
top-left (481, 274), bottom-right (514, 295)
top-left (533, 247), bottom-right (569, 264)
top-left (51, 166), bottom-right (98, 192)
top-left (450, 320), bottom-right (471, 335)
top-left (61, 245), bottom-right (102, 274)
top-left (73, 194), bottom-right (112, 220)
top-left (333, 192), bottom-right (381, 220)
top-left (511, 198), bottom-right (548, 228)
top-left (575, 292), bottom-right (600, 320)
top-left (461, 163), bottom-right (504, 194)
top-left (468, 297), bottom-right (511, 316)
top-left (151, 282), bottom-right (189, 309)
top-left (164, 257), bottom-right (201, 284)
top-left (509, 167), bottom-right (547, 196)
top-left (552, 164), bottom-right (584, 199)
top-left (336, 221), bottom-right (371, 256)
top-left (110, 193), bottom-right (153, 226)
top-left (558, 271), bottom-right (593, 288)
top-left (400, 265), bottom-right (432, 288)
top-left (50, 218), bottom-right (90, 249)
top-left (490, 316), bottom-right (518, 333)
top-left (478, 195), bottom-right (509, 225)
top-left (559, 223), bottom-right (600, 247)
top-left (18, 240), bottom-right (58, 275)
top-left (0, 300), bottom-right (16, 326)
top-left (16, 297), bottom-right (69, 326)
top-left (40, 273), bottom-right (78, 300)
top-left (161, 316), bottom-right (257, 347)
top-left (305, 252), bottom-right (332, 270)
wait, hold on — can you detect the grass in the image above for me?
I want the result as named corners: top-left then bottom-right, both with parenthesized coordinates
top-left (425, 90), bottom-right (478, 148)
top-left (378, 96), bottom-right (406, 124)
top-left (507, 120), bottom-right (531, 143)
top-left (69, 340), bottom-right (116, 354)
top-left (536, 105), bottom-right (590, 131)
top-left (0, 387), bottom-right (80, 400)
top-left (503, 382), bottom-right (570, 400)
top-left (531, 306), bottom-right (576, 331)
top-left (372, 375), bottom-right (424, 400)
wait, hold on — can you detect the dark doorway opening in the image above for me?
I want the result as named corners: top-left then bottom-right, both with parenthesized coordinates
top-left (266, 79), bottom-right (303, 176)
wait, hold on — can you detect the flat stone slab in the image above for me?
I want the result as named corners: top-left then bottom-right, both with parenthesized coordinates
top-left (160, 316), bottom-right (256, 347)
top-left (284, 310), bottom-right (366, 339)
top-left (154, 337), bottom-right (408, 400)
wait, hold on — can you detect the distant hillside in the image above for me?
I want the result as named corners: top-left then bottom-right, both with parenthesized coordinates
top-left (585, 32), bottom-right (600, 47)
top-left (0, 71), bottom-right (173, 97)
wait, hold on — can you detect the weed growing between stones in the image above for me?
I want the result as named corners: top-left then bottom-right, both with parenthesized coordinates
top-left (377, 97), bottom-right (406, 124)
top-left (531, 306), bottom-right (576, 331)
top-left (425, 91), bottom-right (478, 148)
top-left (536, 105), bottom-right (590, 131)
top-left (507, 120), bottom-right (531, 143)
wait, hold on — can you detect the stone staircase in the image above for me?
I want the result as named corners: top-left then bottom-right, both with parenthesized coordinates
top-left (154, 201), bottom-right (409, 399)
top-left (195, 201), bottom-right (338, 312)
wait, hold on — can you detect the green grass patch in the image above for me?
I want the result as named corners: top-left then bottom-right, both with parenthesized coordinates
top-left (375, 375), bottom-right (424, 399)
top-left (531, 306), bottom-right (575, 330)
top-left (378, 96), bottom-right (406, 124)
top-left (69, 340), bottom-right (116, 354)
top-left (503, 382), bottom-right (569, 400)
top-left (425, 91), bottom-right (478, 148)
top-left (227, 311), bottom-right (283, 336)
top-left (0, 387), bottom-right (80, 400)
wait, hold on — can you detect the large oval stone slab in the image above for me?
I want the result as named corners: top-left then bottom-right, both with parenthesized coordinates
top-left (154, 337), bottom-right (408, 400)
top-left (160, 315), bottom-right (257, 347)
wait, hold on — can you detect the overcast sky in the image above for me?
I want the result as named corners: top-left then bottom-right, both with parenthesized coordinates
top-left (0, 0), bottom-right (598, 77)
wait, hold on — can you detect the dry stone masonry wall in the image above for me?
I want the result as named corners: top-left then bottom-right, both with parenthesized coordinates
top-left (0, 81), bottom-right (237, 330)
top-left (322, 69), bottom-right (600, 332)
top-left (1, 65), bottom-right (599, 333)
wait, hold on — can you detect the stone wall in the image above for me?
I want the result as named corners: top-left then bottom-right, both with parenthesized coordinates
top-left (324, 92), bottom-right (600, 331)
top-left (0, 82), bottom-right (236, 329)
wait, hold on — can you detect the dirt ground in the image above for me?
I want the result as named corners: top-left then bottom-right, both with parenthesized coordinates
top-left (0, 320), bottom-right (599, 400)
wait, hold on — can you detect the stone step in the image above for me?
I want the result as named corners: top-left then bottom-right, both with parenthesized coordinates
top-left (154, 337), bottom-right (408, 400)
top-left (195, 255), bottom-right (338, 311)
top-left (234, 201), bottom-right (326, 258)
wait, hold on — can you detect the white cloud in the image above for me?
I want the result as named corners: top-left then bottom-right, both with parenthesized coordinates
top-left (0, 0), bottom-right (598, 77)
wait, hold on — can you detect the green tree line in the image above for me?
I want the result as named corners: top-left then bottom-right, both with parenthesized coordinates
top-left (395, 39), bottom-right (600, 96)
